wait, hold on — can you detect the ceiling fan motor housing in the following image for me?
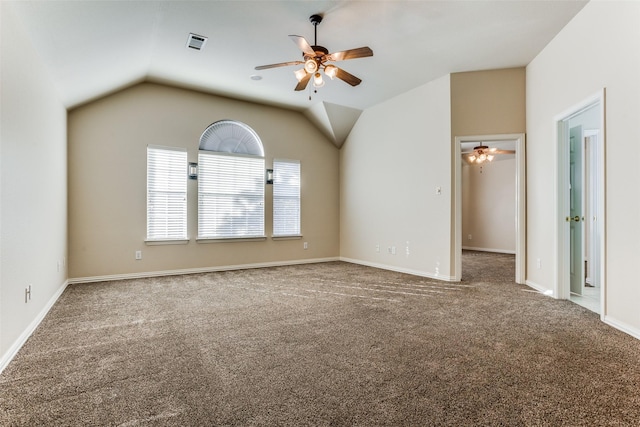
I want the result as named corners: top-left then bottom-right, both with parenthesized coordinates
top-left (304, 45), bottom-right (329, 61)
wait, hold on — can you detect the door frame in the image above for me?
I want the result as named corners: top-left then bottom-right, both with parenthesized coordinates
top-left (584, 129), bottom-right (601, 288)
top-left (554, 89), bottom-right (606, 319)
top-left (453, 133), bottom-right (526, 283)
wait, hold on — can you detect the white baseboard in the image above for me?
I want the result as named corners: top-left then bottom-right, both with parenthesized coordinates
top-left (68, 257), bottom-right (340, 284)
top-left (462, 246), bottom-right (516, 255)
top-left (524, 280), bottom-right (555, 297)
top-left (604, 316), bottom-right (640, 341)
top-left (0, 280), bottom-right (69, 375)
top-left (339, 257), bottom-right (455, 282)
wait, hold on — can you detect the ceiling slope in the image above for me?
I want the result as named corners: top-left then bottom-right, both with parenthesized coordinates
top-left (7, 1), bottom-right (588, 146)
top-left (304, 102), bottom-right (363, 148)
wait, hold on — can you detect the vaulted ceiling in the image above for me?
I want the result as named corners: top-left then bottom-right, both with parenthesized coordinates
top-left (8, 1), bottom-right (587, 147)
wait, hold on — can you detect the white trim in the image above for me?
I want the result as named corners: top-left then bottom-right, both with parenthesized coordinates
top-left (340, 257), bottom-right (456, 282)
top-left (462, 246), bottom-right (516, 255)
top-left (271, 235), bottom-right (303, 240)
top-left (0, 280), bottom-right (69, 375)
top-left (554, 89), bottom-right (606, 321)
top-left (145, 239), bottom-right (190, 245)
top-left (68, 258), bottom-right (340, 284)
top-left (454, 133), bottom-right (526, 284)
top-left (604, 316), bottom-right (640, 341)
top-left (196, 236), bottom-right (267, 243)
top-left (525, 280), bottom-right (554, 297)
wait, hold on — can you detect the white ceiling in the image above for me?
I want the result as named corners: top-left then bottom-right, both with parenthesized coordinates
top-left (8, 0), bottom-right (588, 144)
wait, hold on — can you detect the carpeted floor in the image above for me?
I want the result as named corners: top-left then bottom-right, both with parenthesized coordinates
top-left (2, 252), bottom-right (640, 426)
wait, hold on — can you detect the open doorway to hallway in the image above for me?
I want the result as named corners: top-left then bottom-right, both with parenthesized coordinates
top-left (454, 134), bottom-right (526, 284)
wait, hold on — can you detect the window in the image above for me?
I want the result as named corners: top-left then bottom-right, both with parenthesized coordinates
top-left (273, 159), bottom-right (301, 236)
top-left (146, 146), bottom-right (187, 241)
top-left (197, 152), bottom-right (265, 239)
top-left (197, 120), bottom-right (265, 240)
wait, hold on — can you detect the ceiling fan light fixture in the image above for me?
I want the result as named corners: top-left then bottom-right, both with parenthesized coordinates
top-left (304, 59), bottom-right (318, 74)
top-left (294, 68), bottom-right (307, 82)
top-left (468, 155), bottom-right (477, 162)
top-left (487, 154), bottom-right (495, 162)
top-left (313, 72), bottom-right (324, 88)
top-left (324, 64), bottom-right (338, 79)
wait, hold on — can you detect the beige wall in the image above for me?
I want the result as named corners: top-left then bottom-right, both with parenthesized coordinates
top-left (462, 159), bottom-right (516, 253)
top-left (340, 75), bottom-right (453, 279)
top-left (68, 83), bottom-right (339, 279)
top-left (450, 68), bottom-right (526, 137)
top-left (526, 1), bottom-right (640, 336)
top-left (1, 3), bottom-right (68, 364)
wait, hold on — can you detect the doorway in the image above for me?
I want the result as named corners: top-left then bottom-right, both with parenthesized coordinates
top-left (555, 91), bottom-right (605, 317)
top-left (454, 133), bottom-right (526, 284)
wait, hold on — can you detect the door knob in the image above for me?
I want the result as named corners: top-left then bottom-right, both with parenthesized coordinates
top-left (565, 216), bottom-right (581, 222)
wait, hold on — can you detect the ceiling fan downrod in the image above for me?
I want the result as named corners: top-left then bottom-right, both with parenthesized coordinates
top-left (310, 14), bottom-right (322, 46)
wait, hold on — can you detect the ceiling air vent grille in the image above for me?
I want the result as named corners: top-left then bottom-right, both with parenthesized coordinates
top-left (186, 33), bottom-right (207, 50)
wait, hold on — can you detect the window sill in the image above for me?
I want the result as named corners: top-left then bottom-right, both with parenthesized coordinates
top-left (145, 239), bottom-right (190, 246)
top-left (271, 235), bottom-right (303, 240)
top-left (196, 236), bottom-right (267, 243)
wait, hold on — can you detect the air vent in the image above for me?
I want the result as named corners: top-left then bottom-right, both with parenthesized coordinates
top-left (186, 33), bottom-right (207, 50)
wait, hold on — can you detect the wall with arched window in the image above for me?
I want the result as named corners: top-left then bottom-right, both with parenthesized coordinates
top-left (68, 82), bottom-right (339, 280)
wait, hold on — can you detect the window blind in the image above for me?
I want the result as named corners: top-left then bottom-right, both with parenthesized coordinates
top-left (198, 151), bottom-right (265, 239)
top-left (147, 146), bottom-right (188, 240)
top-left (273, 159), bottom-right (301, 236)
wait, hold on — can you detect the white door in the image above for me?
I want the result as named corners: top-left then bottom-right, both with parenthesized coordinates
top-left (556, 92), bottom-right (605, 317)
top-left (569, 125), bottom-right (585, 296)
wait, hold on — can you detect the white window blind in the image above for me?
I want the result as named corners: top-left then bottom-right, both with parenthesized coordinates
top-left (198, 151), bottom-right (265, 239)
top-left (147, 146), bottom-right (187, 240)
top-left (273, 159), bottom-right (301, 236)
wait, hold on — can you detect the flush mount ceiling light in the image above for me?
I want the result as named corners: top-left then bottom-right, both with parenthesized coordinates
top-left (463, 144), bottom-right (515, 165)
top-left (255, 14), bottom-right (374, 92)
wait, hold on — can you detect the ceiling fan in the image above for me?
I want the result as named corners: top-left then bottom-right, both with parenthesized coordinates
top-left (462, 144), bottom-right (515, 164)
top-left (255, 14), bottom-right (373, 91)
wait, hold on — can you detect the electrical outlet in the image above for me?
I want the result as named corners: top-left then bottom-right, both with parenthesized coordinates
top-left (468, 234), bottom-right (472, 240)
top-left (391, 246), bottom-right (396, 255)
top-left (57, 261), bottom-right (61, 272)
top-left (435, 186), bottom-right (442, 195)
top-left (375, 244), bottom-right (380, 253)
top-left (303, 242), bottom-right (308, 250)
top-left (25, 285), bottom-right (32, 303)
top-left (537, 258), bottom-right (541, 269)
top-left (135, 250), bottom-right (142, 260)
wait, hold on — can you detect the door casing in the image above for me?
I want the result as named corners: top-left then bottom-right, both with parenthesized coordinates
top-left (554, 90), bottom-right (606, 319)
top-left (453, 133), bottom-right (526, 283)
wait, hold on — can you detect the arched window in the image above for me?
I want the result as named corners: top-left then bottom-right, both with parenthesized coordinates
top-left (199, 120), bottom-right (264, 156)
top-left (197, 120), bottom-right (265, 239)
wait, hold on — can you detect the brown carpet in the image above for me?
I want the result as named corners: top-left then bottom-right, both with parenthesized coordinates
top-left (2, 252), bottom-right (640, 426)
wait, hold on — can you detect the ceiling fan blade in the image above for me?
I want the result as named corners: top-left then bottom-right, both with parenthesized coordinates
top-left (334, 67), bottom-right (362, 87)
top-left (492, 149), bottom-right (516, 154)
top-left (289, 35), bottom-right (315, 56)
top-left (326, 46), bottom-right (373, 62)
top-left (255, 61), bottom-right (304, 70)
top-left (294, 72), bottom-right (312, 91)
